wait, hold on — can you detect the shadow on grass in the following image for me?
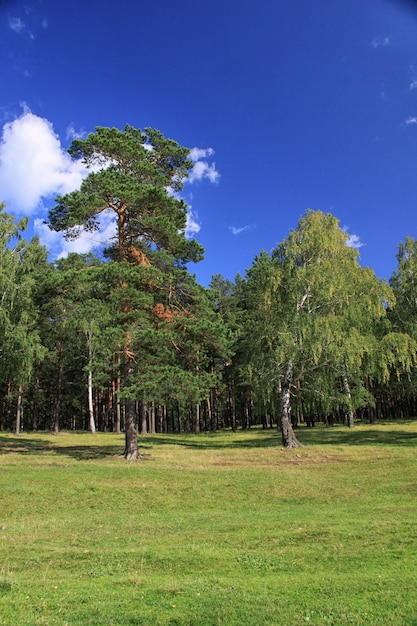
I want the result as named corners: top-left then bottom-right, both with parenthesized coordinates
top-left (1, 421), bottom-right (416, 460)
top-left (141, 419), bottom-right (417, 450)
top-left (0, 436), bottom-right (53, 454)
top-left (0, 434), bottom-right (124, 460)
top-left (0, 430), bottom-right (280, 458)
top-left (140, 432), bottom-right (280, 450)
top-left (299, 424), bottom-right (417, 448)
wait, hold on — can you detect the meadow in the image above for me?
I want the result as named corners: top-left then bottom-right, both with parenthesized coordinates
top-left (0, 422), bottom-right (417, 625)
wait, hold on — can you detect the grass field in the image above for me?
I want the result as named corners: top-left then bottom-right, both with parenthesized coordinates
top-left (0, 422), bottom-right (417, 625)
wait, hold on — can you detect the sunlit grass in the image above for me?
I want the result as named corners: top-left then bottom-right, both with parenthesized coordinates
top-left (1, 422), bottom-right (417, 624)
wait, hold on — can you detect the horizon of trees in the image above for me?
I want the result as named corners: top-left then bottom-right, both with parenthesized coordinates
top-left (2, 125), bottom-right (417, 451)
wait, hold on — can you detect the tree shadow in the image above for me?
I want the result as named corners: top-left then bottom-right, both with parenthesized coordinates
top-left (140, 431), bottom-right (280, 450)
top-left (143, 425), bottom-right (417, 450)
top-left (299, 423), bottom-right (417, 448)
top-left (1, 422), bottom-right (416, 461)
top-left (0, 430), bottom-right (280, 458)
top-left (49, 444), bottom-right (126, 460)
top-left (0, 436), bottom-right (54, 455)
top-left (0, 434), bottom-right (126, 461)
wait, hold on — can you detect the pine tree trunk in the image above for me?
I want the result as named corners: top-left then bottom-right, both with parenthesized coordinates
top-left (178, 401), bottom-right (182, 433)
top-left (51, 341), bottom-right (64, 434)
top-left (195, 403), bottom-right (201, 434)
top-left (115, 379), bottom-right (121, 433)
top-left (140, 399), bottom-right (147, 435)
top-left (207, 396), bottom-right (214, 431)
top-left (32, 376), bottom-right (40, 431)
top-left (149, 401), bottom-right (155, 434)
top-left (163, 405), bottom-right (168, 433)
top-left (280, 361), bottom-right (304, 448)
top-left (123, 362), bottom-right (140, 460)
top-left (113, 364), bottom-right (121, 433)
top-left (124, 399), bottom-right (140, 459)
top-left (230, 384), bottom-right (237, 432)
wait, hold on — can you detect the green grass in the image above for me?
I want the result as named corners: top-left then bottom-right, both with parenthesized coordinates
top-left (1, 422), bottom-right (417, 625)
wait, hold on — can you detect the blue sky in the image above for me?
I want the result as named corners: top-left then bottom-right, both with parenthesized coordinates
top-left (1, 0), bottom-right (417, 286)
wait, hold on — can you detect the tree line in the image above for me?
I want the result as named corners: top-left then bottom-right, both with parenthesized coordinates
top-left (2, 125), bottom-right (417, 454)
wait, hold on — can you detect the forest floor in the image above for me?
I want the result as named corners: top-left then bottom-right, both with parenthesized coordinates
top-left (0, 421), bottom-right (417, 625)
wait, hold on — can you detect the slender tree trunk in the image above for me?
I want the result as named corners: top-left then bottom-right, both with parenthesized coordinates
top-left (342, 371), bottom-right (354, 428)
top-left (86, 329), bottom-right (96, 434)
top-left (280, 360), bottom-right (304, 448)
top-left (15, 383), bottom-right (23, 436)
top-left (194, 357), bottom-right (201, 434)
top-left (243, 397), bottom-right (251, 429)
top-left (229, 383), bottom-right (237, 432)
top-left (140, 399), bottom-right (147, 435)
top-left (51, 341), bottom-right (64, 434)
top-left (149, 401), bottom-right (155, 434)
top-left (176, 401), bottom-right (180, 433)
top-left (115, 372), bottom-right (121, 433)
top-left (195, 403), bottom-right (201, 434)
top-left (123, 361), bottom-right (140, 460)
top-left (31, 376), bottom-right (40, 431)
top-left (4, 380), bottom-right (13, 431)
top-left (88, 368), bottom-right (96, 434)
top-left (163, 405), bottom-right (168, 433)
top-left (124, 399), bottom-right (139, 459)
top-left (207, 396), bottom-right (214, 431)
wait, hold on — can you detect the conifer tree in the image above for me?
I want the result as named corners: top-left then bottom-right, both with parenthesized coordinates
top-left (48, 126), bottom-right (204, 458)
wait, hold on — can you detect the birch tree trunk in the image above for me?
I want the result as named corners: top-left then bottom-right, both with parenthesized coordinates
top-left (15, 384), bottom-right (23, 436)
top-left (342, 371), bottom-right (355, 428)
top-left (86, 329), bottom-right (96, 434)
top-left (280, 361), bottom-right (304, 448)
top-left (88, 368), bottom-right (96, 434)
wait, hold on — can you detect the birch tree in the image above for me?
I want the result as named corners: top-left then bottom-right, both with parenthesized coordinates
top-left (0, 205), bottom-right (47, 433)
top-left (246, 210), bottom-right (396, 446)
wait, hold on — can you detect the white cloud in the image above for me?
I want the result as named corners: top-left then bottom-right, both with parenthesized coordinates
top-left (187, 146), bottom-right (220, 184)
top-left (410, 80), bottom-right (417, 91)
top-left (184, 208), bottom-right (201, 238)
top-left (370, 35), bottom-right (391, 48)
top-left (342, 226), bottom-right (364, 249)
top-left (8, 10), bottom-right (48, 38)
top-left (8, 16), bottom-right (26, 34)
top-left (405, 116), bottom-right (417, 125)
top-left (229, 225), bottom-right (252, 236)
top-left (189, 160), bottom-right (220, 184)
top-left (0, 111), bottom-right (88, 214)
top-left (189, 147), bottom-right (214, 161)
top-left (66, 124), bottom-right (86, 141)
top-left (346, 233), bottom-right (364, 249)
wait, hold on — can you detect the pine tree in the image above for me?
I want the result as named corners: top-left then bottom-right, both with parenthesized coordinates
top-left (47, 126), bottom-right (204, 457)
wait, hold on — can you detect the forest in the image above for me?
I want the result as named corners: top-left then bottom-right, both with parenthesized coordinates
top-left (2, 124), bottom-right (417, 456)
